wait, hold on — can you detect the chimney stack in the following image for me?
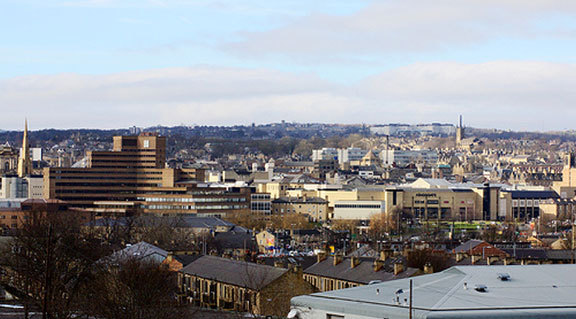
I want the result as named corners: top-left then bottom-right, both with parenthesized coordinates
top-left (393, 262), bottom-right (404, 275)
top-left (317, 252), bottom-right (327, 263)
top-left (456, 252), bottom-right (466, 262)
top-left (351, 257), bottom-right (360, 268)
top-left (373, 259), bottom-right (385, 272)
top-left (334, 254), bottom-right (343, 266)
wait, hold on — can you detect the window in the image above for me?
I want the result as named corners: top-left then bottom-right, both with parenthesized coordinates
top-left (143, 140), bottom-right (150, 148)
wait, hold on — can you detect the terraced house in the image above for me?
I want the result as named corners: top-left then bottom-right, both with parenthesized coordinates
top-left (178, 255), bottom-right (314, 317)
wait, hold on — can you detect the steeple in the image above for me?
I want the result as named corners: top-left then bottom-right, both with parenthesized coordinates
top-left (17, 119), bottom-right (32, 177)
top-left (455, 115), bottom-right (464, 149)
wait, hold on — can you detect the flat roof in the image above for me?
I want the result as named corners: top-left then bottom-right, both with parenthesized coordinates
top-left (291, 264), bottom-right (576, 318)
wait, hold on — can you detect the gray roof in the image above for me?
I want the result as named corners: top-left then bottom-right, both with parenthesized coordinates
top-left (180, 255), bottom-right (288, 290)
top-left (454, 239), bottom-right (484, 253)
top-left (304, 256), bottom-right (417, 284)
top-left (291, 264), bottom-right (576, 319)
top-left (107, 241), bottom-right (168, 263)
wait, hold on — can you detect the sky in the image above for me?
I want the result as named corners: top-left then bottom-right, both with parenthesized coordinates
top-left (2, 0), bottom-right (576, 131)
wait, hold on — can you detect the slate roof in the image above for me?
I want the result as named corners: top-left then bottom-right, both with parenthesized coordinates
top-left (213, 231), bottom-right (257, 250)
top-left (503, 248), bottom-right (547, 259)
top-left (304, 256), bottom-right (418, 284)
top-left (107, 241), bottom-right (168, 263)
top-left (174, 254), bottom-right (203, 267)
top-left (258, 256), bottom-right (318, 270)
top-left (180, 255), bottom-right (288, 290)
top-left (453, 240), bottom-right (484, 253)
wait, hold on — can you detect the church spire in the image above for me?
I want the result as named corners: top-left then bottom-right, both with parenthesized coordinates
top-left (17, 118), bottom-right (32, 177)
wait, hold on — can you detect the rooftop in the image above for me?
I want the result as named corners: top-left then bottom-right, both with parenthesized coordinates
top-left (292, 264), bottom-right (576, 318)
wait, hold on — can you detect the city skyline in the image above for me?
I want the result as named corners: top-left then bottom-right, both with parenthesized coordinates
top-left (2, 1), bottom-right (576, 130)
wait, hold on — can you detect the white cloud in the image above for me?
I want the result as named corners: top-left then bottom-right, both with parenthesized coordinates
top-left (226, 0), bottom-right (576, 58)
top-left (0, 67), bottom-right (358, 129)
top-left (356, 61), bottom-right (576, 130)
top-left (2, 61), bottom-right (576, 131)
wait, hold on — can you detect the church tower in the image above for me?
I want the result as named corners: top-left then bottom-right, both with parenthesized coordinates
top-left (455, 115), bottom-right (464, 148)
top-left (17, 119), bottom-right (32, 177)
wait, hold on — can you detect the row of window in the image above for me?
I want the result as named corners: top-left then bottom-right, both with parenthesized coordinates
top-left (335, 204), bottom-right (382, 209)
top-left (143, 197), bottom-right (246, 203)
top-left (144, 204), bottom-right (248, 210)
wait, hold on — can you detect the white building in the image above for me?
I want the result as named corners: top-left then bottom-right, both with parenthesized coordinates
top-left (332, 200), bottom-right (385, 220)
top-left (290, 264), bottom-right (576, 319)
top-left (380, 150), bottom-right (439, 167)
top-left (0, 176), bottom-right (43, 199)
top-left (370, 124), bottom-right (455, 136)
top-left (338, 148), bottom-right (368, 164)
top-left (312, 148), bottom-right (338, 162)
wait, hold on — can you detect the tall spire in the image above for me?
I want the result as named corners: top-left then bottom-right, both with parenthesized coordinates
top-left (17, 118), bottom-right (32, 177)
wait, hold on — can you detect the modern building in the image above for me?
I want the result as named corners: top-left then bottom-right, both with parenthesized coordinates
top-left (290, 264), bottom-right (576, 319)
top-left (498, 188), bottom-right (560, 221)
top-left (380, 149), bottom-right (439, 167)
top-left (312, 148), bottom-right (338, 162)
top-left (43, 134), bottom-right (250, 218)
top-left (251, 193), bottom-right (272, 217)
top-left (370, 123), bottom-right (455, 136)
top-left (332, 201), bottom-right (385, 220)
top-left (0, 176), bottom-right (43, 199)
top-left (383, 179), bottom-right (500, 221)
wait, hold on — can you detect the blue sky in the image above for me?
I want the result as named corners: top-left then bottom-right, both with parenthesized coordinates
top-left (2, 0), bottom-right (576, 130)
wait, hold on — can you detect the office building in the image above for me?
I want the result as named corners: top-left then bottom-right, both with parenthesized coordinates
top-left (43, 134), bottom-right (249, 218)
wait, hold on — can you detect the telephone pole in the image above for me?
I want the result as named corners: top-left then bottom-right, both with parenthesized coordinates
top-left (409, 279), bottom-right (413, 319)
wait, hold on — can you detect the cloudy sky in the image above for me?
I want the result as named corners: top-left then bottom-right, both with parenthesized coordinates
top-left (2, 0), bottom-right (576, 131)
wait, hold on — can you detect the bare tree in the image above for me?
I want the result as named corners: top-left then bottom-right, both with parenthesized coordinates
top-left (0, 210), bottom-right (110, 319)
top-left (79, 258), bottom-right (185, 319)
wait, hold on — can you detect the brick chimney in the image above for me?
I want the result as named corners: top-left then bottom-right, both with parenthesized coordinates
top-left (351, 256), bottom-right (360, 268)
top-left (455, 252), bottom-right (466, 262)
top-left (487, 256), bottom-right (499, 265)
top-left (380, 249), bottom-right (393, 261)
top-left (317, 252), bottom-right (327, 263)
top-left (373, 259), bottom-right (385, 272)
top-left (334, 254), bottom-right (343, 266)
top-left (393, 262), bottom-right (404, 275)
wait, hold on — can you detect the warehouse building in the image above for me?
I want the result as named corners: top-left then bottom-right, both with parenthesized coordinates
top-left (290, 264), bottom-right (576, 319)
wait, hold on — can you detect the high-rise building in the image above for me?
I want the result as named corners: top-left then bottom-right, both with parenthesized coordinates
top-left (17, 119), bottom-right (32, 178)
top-left (43, 134), bottom-right (249, 218)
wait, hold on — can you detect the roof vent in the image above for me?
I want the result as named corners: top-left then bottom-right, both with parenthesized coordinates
top-left (497, 273), bottom-right (511, 281)
top-left (474, 284), bottom-right (488, 293)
